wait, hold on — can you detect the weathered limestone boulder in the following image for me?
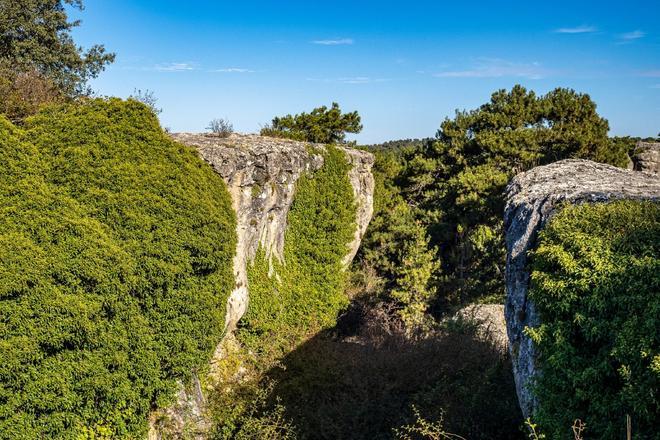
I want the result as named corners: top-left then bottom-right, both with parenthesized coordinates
top-left (503, 159), bottom-right (660, 418)
top-left (454, 304), bottom-right (507, 351)
top-left (632, 141), bottom-right (660, 173)
top-left (149, 133), bottom-right (374, 439)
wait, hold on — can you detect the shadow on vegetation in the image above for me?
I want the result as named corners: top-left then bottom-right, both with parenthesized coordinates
top-left (262, 301), bottom-right (525, 440)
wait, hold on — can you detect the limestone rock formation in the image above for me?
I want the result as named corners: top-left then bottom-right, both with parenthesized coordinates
top-left (171, 133), bottom-right (375, 333)
top-left (454, 304), bottom-right (507, 351)
top-left (632, 141), bottom-right (660, 173)
top-left (503, 159), bottom-right (660, 418)
top-left (150, 133), bottom-right (374, 439)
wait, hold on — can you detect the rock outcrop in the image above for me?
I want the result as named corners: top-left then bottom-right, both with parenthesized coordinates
top-left (171, 133), bottom-right (375, 334)
top-left (150, 133), bottom-right (374, 439)
top-left (503, 159), bottom-right (660, 418)
top-left (454, 304), bottom-right (508, 351)
top-left (632, 141), bottom-right (660, 173)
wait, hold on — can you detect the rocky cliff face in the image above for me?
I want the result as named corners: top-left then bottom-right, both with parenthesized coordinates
top-left (150, 133), bottom-right (374, 439)
top-left (503, 159), bottom-right (660, 418)
top-left (171, 133), bottom-right (374, 334)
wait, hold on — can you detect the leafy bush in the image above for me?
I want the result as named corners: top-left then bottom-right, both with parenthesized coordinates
top-left (0, 99), bottom-right (236, 438)
top-left (260, 103), bottom-right (362, 144)
top-left (0, 62), bottom-right (63, 123)
top-left (528, 201), bottom-right (659, 439)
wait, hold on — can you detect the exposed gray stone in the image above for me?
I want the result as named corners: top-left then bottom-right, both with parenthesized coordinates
top-left (503, 159), bottom-right (660, 419)
top-left (171, 133), bottom-right (374, 333)
top-left (150, 133), bottom-right (374, 438)
top-left (632, 141), bottom-right (660, 173)
top-left (454, 304), bottom-right (508, 351)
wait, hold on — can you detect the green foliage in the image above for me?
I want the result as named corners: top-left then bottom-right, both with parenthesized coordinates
top-left (528, 201), bottom-right (659, 439)
top-left (209, 145), bottom-right (357, 438)
top-left (362, 138), bottom-right (432, 154)
top-left (357, 151), bottom-right (440, 330)
top-left (260, 102), bottom-right (362, 144)
top-left (0, 99), bottom-right (236, 438)
top-left (209, 372), bottom-right (297, 440)
top-left (397, 85), bottom-right (627, 305)
top-left (0, 0), bottom-right (114, 98)
top-left (241, 145), bottom-right (356, 351)
top-left (394, 406), bottom-right (465, 440)
top-left (389, 221), bottom-right (439, 331)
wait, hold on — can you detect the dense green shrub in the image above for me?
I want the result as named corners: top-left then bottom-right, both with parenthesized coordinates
top-left (528, 201), bottom-right (659, 439)
top-left (240, 145), bottom-right (356, 351)
top-left (0, 99), bottom-right (236, 438)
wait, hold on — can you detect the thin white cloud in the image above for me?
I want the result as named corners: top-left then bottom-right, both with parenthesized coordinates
top-left (554, 25), bottom-right (597, 34)
top-left (154, 62), bottom-right (196, 72)
top-left (619, 30), bottom-right (645, 41)
top-left (311, 38), bottom-right (354, 45)
top-left (339, 76), bottom-right (371, 84)
top-left (433, 58), bottom-right (548, 80)
top-left (214, 68), bottom-right (255, 73)
top-left (306, 76), bottom-right (388, 84)
top-left (639, 70), bottom-right (660, 77)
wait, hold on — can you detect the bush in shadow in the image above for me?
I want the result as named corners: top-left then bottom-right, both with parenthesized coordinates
top-left (259, 298), bottom-right (524, 439)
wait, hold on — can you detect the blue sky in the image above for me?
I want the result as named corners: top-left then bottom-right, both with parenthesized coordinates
top-left (72, 0), bottom-right (660, 143)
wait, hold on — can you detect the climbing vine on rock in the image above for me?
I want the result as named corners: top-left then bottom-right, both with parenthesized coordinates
top-left (241, 145), bottom-right (357, 353)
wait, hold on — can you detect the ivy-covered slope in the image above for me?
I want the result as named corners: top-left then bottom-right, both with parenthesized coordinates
top-left (529, 201), bottom-right (659, 439)
top-left (0, 100), bottom-right (236, 439)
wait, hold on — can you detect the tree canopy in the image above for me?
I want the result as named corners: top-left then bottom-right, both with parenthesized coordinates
top-left (358, 85), bottom-right (630, 313)
top-left (261, 102), bottom-right (362, 144)
top-left (0, 0), bottom-right (114, 95)
top-left (0, 0), bottom-right (114, 121)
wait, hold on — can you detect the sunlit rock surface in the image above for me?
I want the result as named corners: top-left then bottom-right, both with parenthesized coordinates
top-left (149, 133), bottom-right (374, 439)
top-left (632, 141), bottom-right (660, 173)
